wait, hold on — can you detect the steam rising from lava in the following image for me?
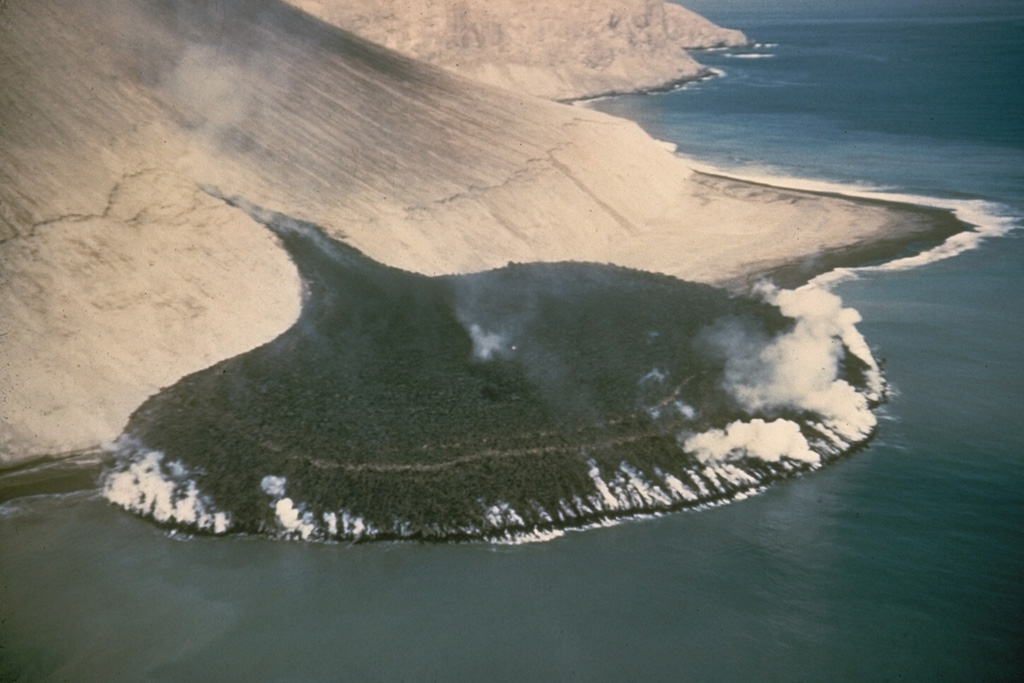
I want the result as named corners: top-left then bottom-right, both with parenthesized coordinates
top-left (102, 200), bottom-right (884, 542)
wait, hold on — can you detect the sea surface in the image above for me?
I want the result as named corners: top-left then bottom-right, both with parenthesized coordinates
top-left (2, 3), bottom-right (1023, 681)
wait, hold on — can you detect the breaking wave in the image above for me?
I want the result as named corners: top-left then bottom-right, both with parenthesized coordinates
top-left (724, 53), bottom-right (775, 59)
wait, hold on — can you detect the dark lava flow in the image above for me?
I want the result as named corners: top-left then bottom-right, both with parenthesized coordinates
top-left (107, 197), bottom-right (875, 541)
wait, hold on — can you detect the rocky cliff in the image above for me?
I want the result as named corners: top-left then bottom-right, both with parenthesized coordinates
top-left (288, 0), bottom-right (747, 100)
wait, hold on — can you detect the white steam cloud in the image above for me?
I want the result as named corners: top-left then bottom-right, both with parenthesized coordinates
top-left (103, 449), bottom-right (230, 534)
top-left (260, 474), bottom-right (287, 498)
top-left (688, 282), bottom-right (884, 465)
top-left (259, 474), bottom-right (373, 541)
top-left (468, 323), bottom-right (511, 361)
top-left (273, 497), bottom-right (317, 540)
top-left (683, 418), bottom-right (819, 465)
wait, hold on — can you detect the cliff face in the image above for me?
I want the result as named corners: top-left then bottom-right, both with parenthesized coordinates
top-left (288, 0), bottom-right (747, 100)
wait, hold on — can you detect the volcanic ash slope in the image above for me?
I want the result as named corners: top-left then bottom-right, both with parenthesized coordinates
top-left (1, 0), bottom-right (944, 467)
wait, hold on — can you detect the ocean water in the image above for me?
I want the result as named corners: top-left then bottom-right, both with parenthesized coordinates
top-left (2, 4), bottom-right (1023, 681)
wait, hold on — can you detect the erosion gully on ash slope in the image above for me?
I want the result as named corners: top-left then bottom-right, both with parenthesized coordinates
top-left (103, 193), bottom-right (886, 543)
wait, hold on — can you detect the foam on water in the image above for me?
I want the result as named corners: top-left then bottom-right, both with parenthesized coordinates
top-left (0, 490), bottom-right (98, 520)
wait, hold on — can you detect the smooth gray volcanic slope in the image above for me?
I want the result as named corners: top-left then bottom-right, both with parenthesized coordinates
top-left (1, 0), bottom-right (957, 467)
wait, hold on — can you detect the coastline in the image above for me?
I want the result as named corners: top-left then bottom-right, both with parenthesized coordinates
top-left (558, 67), bottom-right (723, 104)
top-left (694, 171), bottom-right (970, 289)
top-left (0, 450), bottom-right (109, 505)
top-left (0, 183), bottom-right (972, 505)
top-left (3, 6), bottom-right (1021, 680)
top-left (0, 0), bottom-right (976, 479)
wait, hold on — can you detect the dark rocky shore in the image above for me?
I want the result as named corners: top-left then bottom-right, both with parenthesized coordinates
top-left (96, 198), bottom-right (882, 542)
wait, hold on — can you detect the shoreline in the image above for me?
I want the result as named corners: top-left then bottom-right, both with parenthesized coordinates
top-left (0, 450), bottom-right (110, 505)
top-left (558, 67), bottom-right (723, 104)
top-left (95, 204), bottom-right (889, 542)
top-left (696, 171), bottom-right (971, 289)
top-left (0, 0), bottom-right (978, 493)
top-left (0, 179), bottom-right (974, 504)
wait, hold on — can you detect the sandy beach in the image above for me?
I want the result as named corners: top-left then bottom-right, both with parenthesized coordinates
top-left (0, 0), bottom-right (968, 472)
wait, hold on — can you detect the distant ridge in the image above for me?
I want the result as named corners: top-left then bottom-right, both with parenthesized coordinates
top-left (288, 0), bottom-right (748, 100)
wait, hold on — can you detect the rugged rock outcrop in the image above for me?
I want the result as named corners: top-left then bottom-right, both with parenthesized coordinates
top-left (288, 0), bottom-right (747, 100)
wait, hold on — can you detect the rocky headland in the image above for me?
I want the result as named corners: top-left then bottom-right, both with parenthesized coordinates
top-left (287, 0), bottom-right (748, 100)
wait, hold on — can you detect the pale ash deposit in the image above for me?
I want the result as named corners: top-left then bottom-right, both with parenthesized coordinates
top-left (287, 0), bottom-right (747, 100)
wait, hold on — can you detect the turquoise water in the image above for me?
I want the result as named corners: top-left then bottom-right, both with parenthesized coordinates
top-left (3, 4), bottom-right (1023, 681)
